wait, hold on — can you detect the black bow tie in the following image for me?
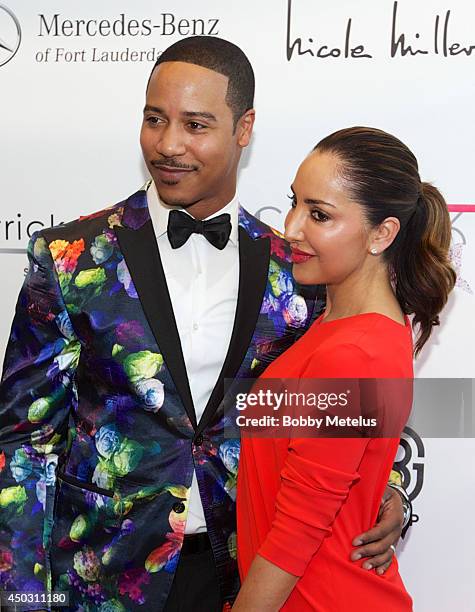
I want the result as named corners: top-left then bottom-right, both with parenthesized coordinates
top-left (167, 209), bottom-right (232, 250)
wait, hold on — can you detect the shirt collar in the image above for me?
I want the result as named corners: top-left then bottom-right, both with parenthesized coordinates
top-left (147, 180), bottom-right (239, 246)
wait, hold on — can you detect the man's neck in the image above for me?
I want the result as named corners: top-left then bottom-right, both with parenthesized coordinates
top-left (185, 200), bottom-right (234, 220)
top-left (156, 186), bottom-right (237, 220)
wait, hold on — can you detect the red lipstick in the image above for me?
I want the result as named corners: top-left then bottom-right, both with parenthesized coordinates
top-left (291, 247), bottom-right (314, 264)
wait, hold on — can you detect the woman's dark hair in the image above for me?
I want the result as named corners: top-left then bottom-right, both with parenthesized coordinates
top-left (315, 127), bottom-right (456, 357)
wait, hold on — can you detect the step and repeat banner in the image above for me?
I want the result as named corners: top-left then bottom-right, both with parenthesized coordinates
top-left (1, 1), bottom-right (474, 609)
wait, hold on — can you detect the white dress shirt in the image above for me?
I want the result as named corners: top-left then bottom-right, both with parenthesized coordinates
top-left (147, 181), bottom-right (240, 534)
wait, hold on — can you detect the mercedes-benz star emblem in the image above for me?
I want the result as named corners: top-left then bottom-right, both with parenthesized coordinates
top-left (0, 4), bottom-right (21, 67)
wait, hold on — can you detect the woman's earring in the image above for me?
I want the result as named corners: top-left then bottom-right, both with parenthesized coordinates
top-left (370, 248), bottom-right (378, 255)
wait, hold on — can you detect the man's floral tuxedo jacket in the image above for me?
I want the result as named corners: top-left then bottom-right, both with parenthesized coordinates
top-left (0, 185), bottom-right (322, 611)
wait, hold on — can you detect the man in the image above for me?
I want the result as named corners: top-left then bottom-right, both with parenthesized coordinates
top-left (0, 36), bottom-right (410, 611)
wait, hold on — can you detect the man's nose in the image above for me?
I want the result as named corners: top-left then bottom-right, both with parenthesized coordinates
top-left (155, 124), bottom-right (186, 158)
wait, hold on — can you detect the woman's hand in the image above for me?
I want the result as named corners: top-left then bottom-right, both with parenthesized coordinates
top-left (351, 485), bottom-right (404, 573)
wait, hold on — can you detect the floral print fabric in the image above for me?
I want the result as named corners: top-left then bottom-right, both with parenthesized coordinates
top-left (0, 187), bottom-right (319, 611)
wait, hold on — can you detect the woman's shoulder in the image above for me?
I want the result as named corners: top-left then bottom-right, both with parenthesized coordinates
top-left (313, 312), bottom-right (412, 345)
top-left (303, 313), bottom-right (413, 378)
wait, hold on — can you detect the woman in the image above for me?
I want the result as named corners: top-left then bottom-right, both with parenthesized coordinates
top-left (234, 127), bottom-right (456, 611)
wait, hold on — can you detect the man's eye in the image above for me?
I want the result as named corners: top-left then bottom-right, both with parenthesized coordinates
top-left (145, 116), bottom-right (161, 125)
top-left (188, 122), bottom-right (206, 130)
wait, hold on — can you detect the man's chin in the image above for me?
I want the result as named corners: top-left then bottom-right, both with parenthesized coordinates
top-left (156, 188), bottom-right (196, 209)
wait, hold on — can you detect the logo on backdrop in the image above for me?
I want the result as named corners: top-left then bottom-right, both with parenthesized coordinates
top-left (0, 213), bottom-right (61, 254)
top-left (33, 12), bottom-right (221, 64)
top-left (450, 212), bottom-right (473, 294)
top-left (0, 4), bottom-right (21, 67)
top-left (286, 0), bottom-right (475, 62)
top-left (255, 206), bottom-right (282, 227)
top-left (394, 426), bottom-right (425, 527)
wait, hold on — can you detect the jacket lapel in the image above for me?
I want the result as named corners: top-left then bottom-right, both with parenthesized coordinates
top-left (196, 225), bottom-right (270, 435)
top-left (115, 189), bottom-right (197, 429)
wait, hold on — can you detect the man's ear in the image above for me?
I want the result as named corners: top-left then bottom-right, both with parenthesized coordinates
top-left (236, 109), bottom-right (255, 147)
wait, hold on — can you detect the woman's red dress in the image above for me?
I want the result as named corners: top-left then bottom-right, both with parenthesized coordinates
top-left (237, 313), bottom-right (413, 611)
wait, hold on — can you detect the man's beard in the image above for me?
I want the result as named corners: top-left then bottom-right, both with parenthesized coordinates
top-left (150, 159), bottom-right (200, 208)
top-left (158, 191), bottom-right (201, 210)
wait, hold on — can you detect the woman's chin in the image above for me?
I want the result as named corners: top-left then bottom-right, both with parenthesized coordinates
top-left (291, 263), bottom-right (322, 286)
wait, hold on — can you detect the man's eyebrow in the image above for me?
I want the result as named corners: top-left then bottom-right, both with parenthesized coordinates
top-left (142, 107), bottom-right (217, 122)
top-left (143, 105), bottom-right (162, 114)
top-left (182, 111), bottom-right (217, 122)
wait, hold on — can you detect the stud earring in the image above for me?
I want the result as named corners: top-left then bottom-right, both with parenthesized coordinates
top-left (370, 248), bottom-right (378, 255)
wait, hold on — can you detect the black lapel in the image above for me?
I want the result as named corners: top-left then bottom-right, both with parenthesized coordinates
top-left (196, 227), bottom-right (270, 435)
top-left (115, 220), bottom-right (197, 429)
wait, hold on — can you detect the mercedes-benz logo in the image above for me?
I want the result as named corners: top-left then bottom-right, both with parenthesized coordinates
top-left (0, 4), bottom-right (21, 68)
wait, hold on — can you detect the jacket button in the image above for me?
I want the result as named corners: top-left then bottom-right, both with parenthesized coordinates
top-left (194, 434), bottom-right (204, 446)
top-left (173, 501), bottom-right (185, 514)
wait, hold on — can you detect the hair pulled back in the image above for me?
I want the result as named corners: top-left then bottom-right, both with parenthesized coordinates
top-left (315, 127), bottom-right (456, 356)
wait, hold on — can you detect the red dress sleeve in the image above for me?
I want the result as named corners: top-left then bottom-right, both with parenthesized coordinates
top-left (257, 343), bottom-right (375, 577)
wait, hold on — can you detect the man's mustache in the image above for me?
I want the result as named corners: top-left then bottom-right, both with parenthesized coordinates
top-left (151, 159), bottom-right (198, 171)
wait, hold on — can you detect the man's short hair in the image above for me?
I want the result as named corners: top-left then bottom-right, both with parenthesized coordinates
top-left (151, 36), bottom-right (255, 128)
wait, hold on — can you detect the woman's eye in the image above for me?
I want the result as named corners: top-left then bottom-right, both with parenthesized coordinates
top-left (312, 210), bottom-right (330, 223)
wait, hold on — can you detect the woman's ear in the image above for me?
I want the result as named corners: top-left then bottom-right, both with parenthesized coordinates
top-left (368, 217), bottom-right (401, 255)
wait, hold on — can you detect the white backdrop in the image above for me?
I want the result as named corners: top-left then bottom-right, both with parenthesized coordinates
top-left (1, 1), bottom-right (475, 610)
